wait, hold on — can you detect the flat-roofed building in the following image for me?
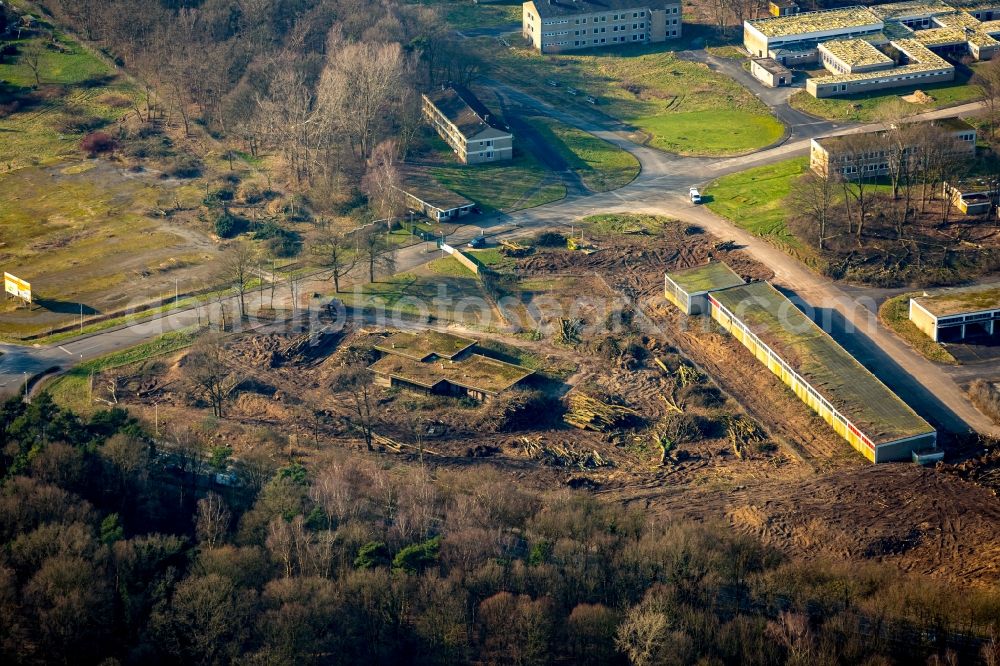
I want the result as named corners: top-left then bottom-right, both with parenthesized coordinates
top-left (664, 262), bottom-right (745, 315)
top-left (397, 168), bottom-right (475, 222)
top-left (422, 85), bottom-right (513, 164)
top-left (744, 6), bottom-right (884, 58)
top-left (909, 284), bottom-right (1000, 341)
top-left (943, 179), bottom-right (998, 214)
top-left (522, 0), bottom-right (682, 54)
top-left (369, 330), bottom-right (534, 401)
top-left (806, 38), bottom-right (955, 97)
top-left (769, 0), bottom-right (800, 17)
top-left (750, 57), bottom-right (794, 86)
top-left (809, 118), bottom-right (977, 177)
top-left (818, 38), bottom-right (896, 73)
top-left (706, 281), bottom-right (937, 463)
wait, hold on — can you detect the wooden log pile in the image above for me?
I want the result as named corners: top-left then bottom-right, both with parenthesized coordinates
top-left (564, 392), bottom-right (641, 431)
top-left (520, 437), bottom-right (611, 469)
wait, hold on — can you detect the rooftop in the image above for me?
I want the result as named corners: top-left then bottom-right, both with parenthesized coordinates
top-left (424, 85), bottom-right (509, 140)
top-left (949, 0), bottom-right (1000, 10)
top-left (912, 25), bottom-right (972, 46)
top-left (868, 0), bottom-right (955, 20)
top-left (932, 9), bottom-right (983, 29)
top-left (932, 116), bottom-right (977, 131)
top-left (710, 282), bottom-right (934, 445)
top-left (529, 0), bottom-right (680, 19)
top-left (819, 38), bottom-right (895, 67)
top-left (912, 283), bottom-right (1000, 317)
top-left (746, 6), bottom-right (883, 38)
top-left (397, 167), bottom-right (474, 212)
top-left (374, 330), bottom-right (477, 361)
top-left (753, 57), bottom-right (793, 75)
top-left (369, 353), bottom-right (533, 395)
top-left (666, 262), bottom-right (746, 294)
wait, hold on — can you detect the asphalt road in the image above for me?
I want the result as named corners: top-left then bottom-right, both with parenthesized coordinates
top-left (2, 56), bottom-right (997, 439)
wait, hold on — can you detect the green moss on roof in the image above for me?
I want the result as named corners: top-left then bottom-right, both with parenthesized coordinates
top-left (369, 353), bottom-right (533, 394)
top-left (666, 262), bottom-right (745, 295)
top-left (374, 330), bottom-right (477, 361)
top-left (913, 283), bottom-right (1000, 317)
top-left (711, 282), bottom-right (933, 445)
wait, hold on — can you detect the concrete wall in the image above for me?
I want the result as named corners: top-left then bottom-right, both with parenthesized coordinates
top-left (909, 299), bottom-right (940, 341)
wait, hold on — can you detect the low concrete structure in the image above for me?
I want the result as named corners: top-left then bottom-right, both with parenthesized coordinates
top-left (769, 0), bottom-right (800, 17)
top-left (750, 57), bottom-right (793, 87)
top-left (665, 265), bottom-right (938, 463)
top-left (422, 85), bottom-right (513, 164)
top-left (909, 284), bottom-right (1000, 342)
top-left (397, 168), bottom-right (475, 222)
top-left (369, 330), bottom-right (534, 401)
top-left (806, 39), bottom-right (954, 98)
top-left (664, 262), bottom-right (745, 315)
top-left (943, 179), bottom-right (997, 214)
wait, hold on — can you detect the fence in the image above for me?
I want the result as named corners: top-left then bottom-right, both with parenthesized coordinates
top-left (438, 242), bottom-right (481, 275)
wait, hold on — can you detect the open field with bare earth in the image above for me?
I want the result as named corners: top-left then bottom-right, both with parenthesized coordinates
top-left (57, 212), bottom-right (1000, 586)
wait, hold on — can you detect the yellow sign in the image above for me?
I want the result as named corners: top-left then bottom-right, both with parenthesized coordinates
top-left (4, 272), bottom-right (31, 303)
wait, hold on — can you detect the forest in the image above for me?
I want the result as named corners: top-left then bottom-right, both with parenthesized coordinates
top-left (2, 393), bottom-right (1000, 665)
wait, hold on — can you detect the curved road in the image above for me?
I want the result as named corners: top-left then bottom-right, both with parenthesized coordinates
top-left (1, 55), bottom-right (997, 439)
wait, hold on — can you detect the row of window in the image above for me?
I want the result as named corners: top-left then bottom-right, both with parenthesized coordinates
top-left (821, 69), bottom-right (949, 92)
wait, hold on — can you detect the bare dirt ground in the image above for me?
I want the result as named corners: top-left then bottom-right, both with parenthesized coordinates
top-left (98, 219), bottom-right (1000, 587)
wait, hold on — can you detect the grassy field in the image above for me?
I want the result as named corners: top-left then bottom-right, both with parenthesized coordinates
top-left (582, 213), bottom-right (673, 233)
top-left (408, 0), bottom-right (521, 30)
top-left (426, 151), bottom-right (566, 213)
top-left (789, 64), bottom-right (984, 122)
top-left (478, 38), bottom-right (784, 156)
top-left (705, 157), bottom-right (810, 248)
top-left (0, 31), bottom-right (229, 338)
top-left (47, 327), bottom-right (199, 413)
top-left (879, 294), bottom-right (959, 365)
top-left (523, 116), bottom-right (639, 191)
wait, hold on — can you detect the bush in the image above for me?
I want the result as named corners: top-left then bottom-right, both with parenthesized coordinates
top-left (392, 536), bottom-right (441, 574)
top-left (214, 212), bottom-right (248, 239)
top-left (481, 389), bottom-right (562, 432)
top-left (969, 379), bottom-right (1000, 425)
top-left (254, 221), bottom-right (301, 258)
top-left (354, 541), bottom-right (390, 569)
top-left (167, 154), bottom-right (203, 178)
top-left (535, 231), bottom-right (567, 247)
top-left (57, 111), bottom-right (106, 134)
top-left (203, 187), bottom-right (235, 206)
top-left (80, 132), bottom-right (116, 156)
top-left (679, 384), bottom-right (726, 409)
top-left (331, 190), bottom-right (368, 215)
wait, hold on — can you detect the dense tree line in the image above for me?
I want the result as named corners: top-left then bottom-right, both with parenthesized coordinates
top-left (3, 395), bottom-right (1000, 664)
top-left (30, 0), bottom-right (483, 202)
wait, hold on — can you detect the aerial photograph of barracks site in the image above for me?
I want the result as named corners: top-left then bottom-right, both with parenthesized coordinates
top-left (5, 0), bottom-right (1000, 662)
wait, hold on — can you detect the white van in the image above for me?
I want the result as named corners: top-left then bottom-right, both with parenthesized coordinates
top-left (689, 187), bottom-right (702, 204)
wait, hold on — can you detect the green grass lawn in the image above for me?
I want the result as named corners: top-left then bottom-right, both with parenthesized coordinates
top-left (426, 151), bottom-right (566, 213)
top-left (879, 294), bottom-right (958, 365)
top-left (522, 115), bottom-right (639, 191)
top-left (47, 327), bottom-right (199, 413)
top-left (705, 157), bottom-right (809, 246)
top-left (789, 64), bottom-right (984, 122)
top-left (582, 213), bottom-right (673, 234)
top-left (478, 37), bottom-right (784, 156)
top-left (407, 0), bottom-right (521, 30)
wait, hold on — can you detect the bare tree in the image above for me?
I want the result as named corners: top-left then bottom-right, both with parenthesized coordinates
top-left (333, 365), bottom-right (378, 451)
top-left (195, 492), bottom-right (231, 548)
top-left (363, 139), bottom-right (405, 223)
top-left (185, 334), bottom-right (242, 418)
top-left (223, 241), bottom-right (256, 321)
top-left (317, 39), bottom-right (406, 159)
top-left (360, 228), bottom-right (396, 283)
top-left (21, 40), bottom-right (44, 87)
top-left (312, 229), bottom-right (357, 293)
top-left (789, 170), bottom-right (840, 250)
top-left (972, 58), bottom-right (1000, 139)
top-left (836, 133), bottom-right (880, 240)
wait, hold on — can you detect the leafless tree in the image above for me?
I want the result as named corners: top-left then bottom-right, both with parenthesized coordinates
top-left (312, 229), bottom-right (357, 293)
top-left (333, 365), bottom-right (378, 451)
top-left (360, 228), bottom-right (396, 283)
top-left (185, 334), bottom-right (242, 418)
top-left (363, 139), bottom-right (404, 223)
top-left (21, 40), bottom-right (44, 87)
top-left (195, 492), bottom-right (231, 548)
top-left (317, 39), bottom-right (406, 159)
top-left (789, 170), bottom-right (841, 250)
top-left (223, 241), bottom-right (256, 321)
top-left (973, 58), bottom-right (1000, 139)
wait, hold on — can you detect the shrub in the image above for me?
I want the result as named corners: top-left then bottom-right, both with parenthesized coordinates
top-left (80, 132), bottom-right (117, 156)
top-left (969, 379), bottom-right (1000, 425)
top-left (535, 231), bottom-right (567, 247)
top-left (254, 221), bottom-right (301, 258)
top-left (123, 136), bottom-right (174, 159)
top-left (481, 389), bottom-right (562, 432)
top-left (392, 536), bottom-right (441, 573)
top-left (57, 110), bottom-right (106, 134)
top-left (167, 154), bottom-right (203, 178)
top-left (203, 187), bottom-right (235, 206)
top-left (331, 190), bottom-right (368, 215)
top-left (214, 212), bottom-right (248, 239)
top-left (354, 541), bottom-right (390, 569)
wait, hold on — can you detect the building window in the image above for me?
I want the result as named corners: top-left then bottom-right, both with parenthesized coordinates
top-left (633, 11), bottom-right (638, 17)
